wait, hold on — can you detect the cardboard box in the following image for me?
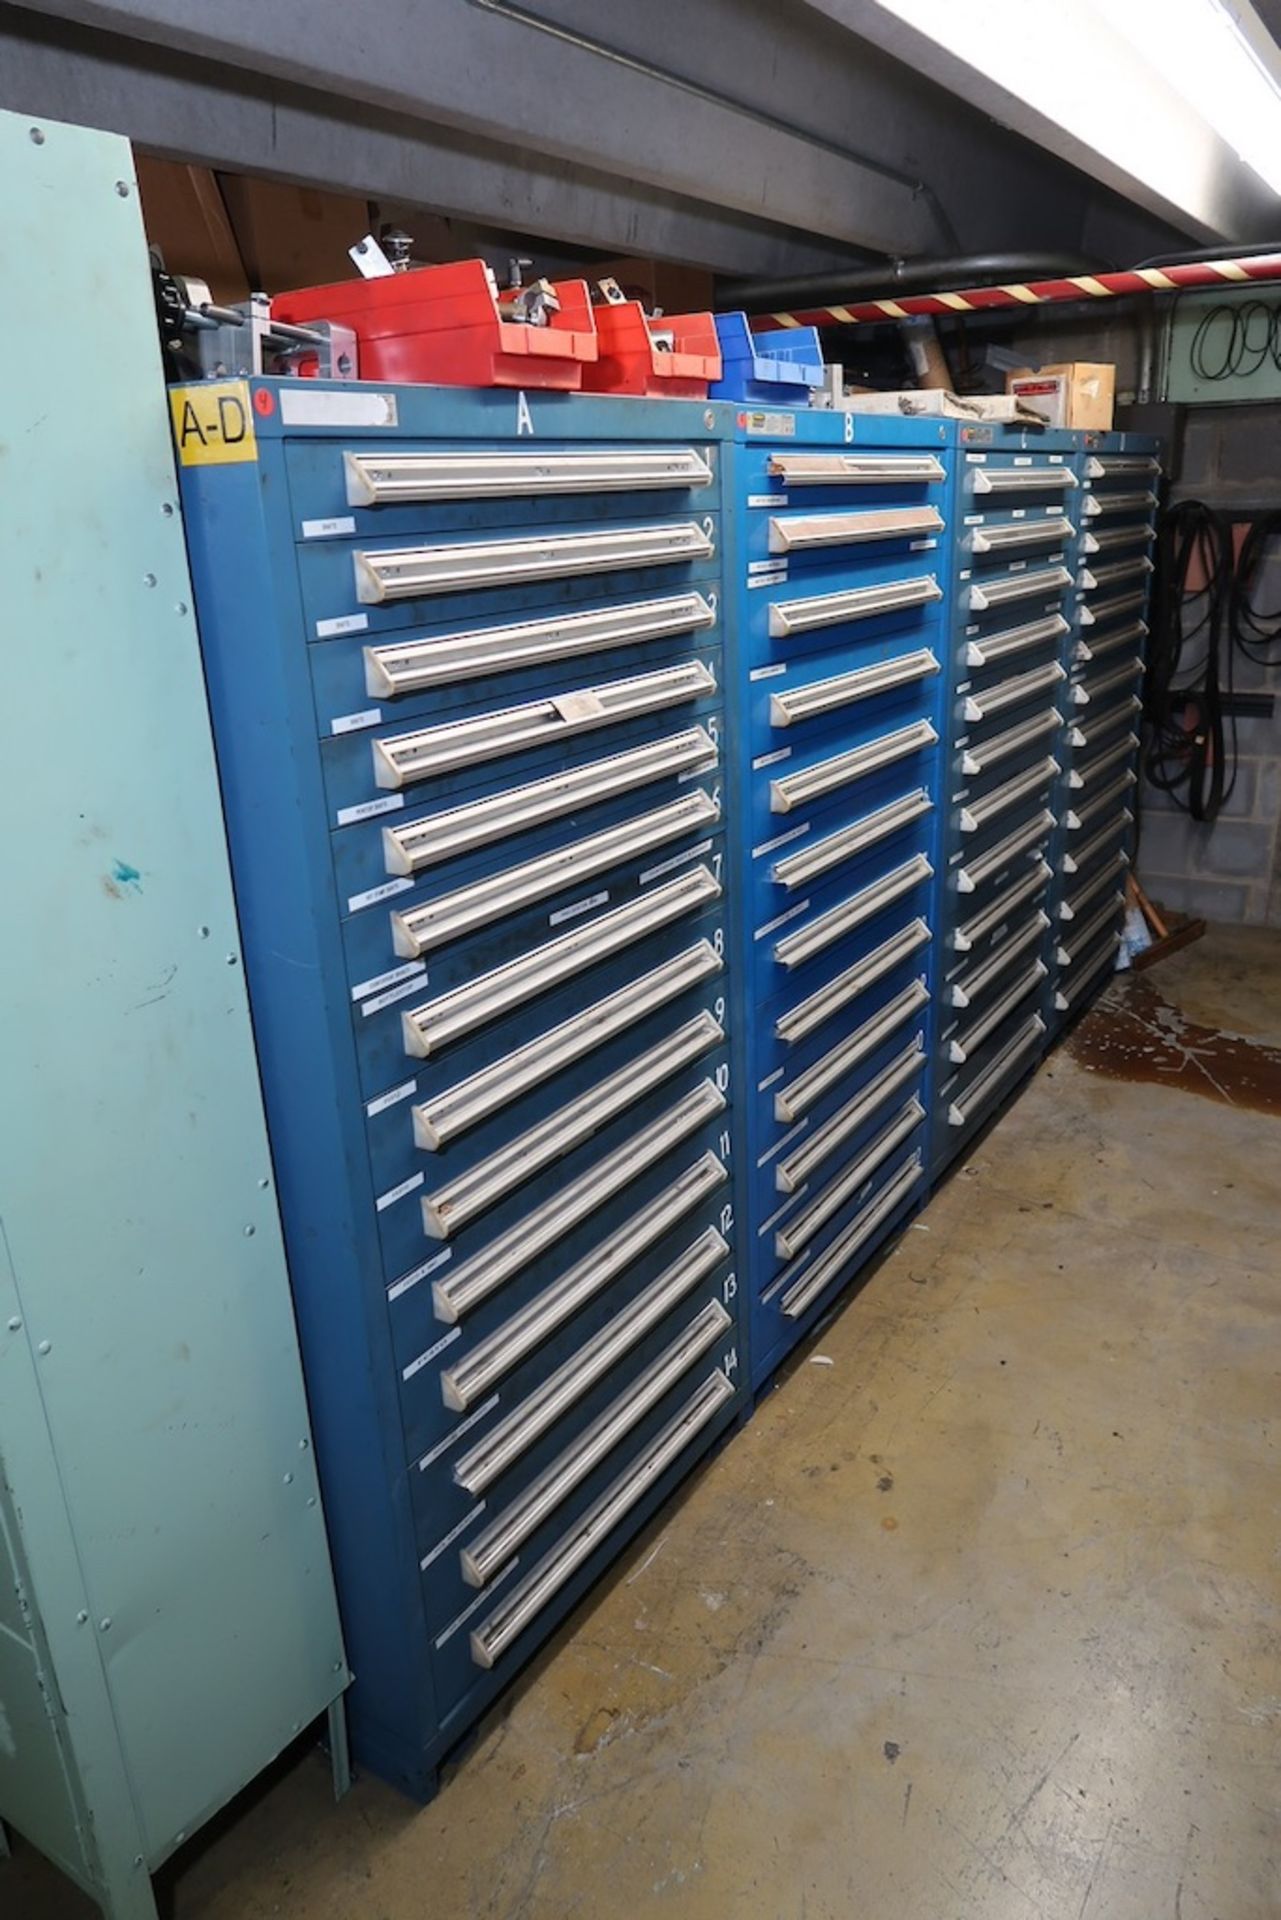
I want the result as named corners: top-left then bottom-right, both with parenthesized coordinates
top-left (218, 174), bottom-right (372, 296)
top-left (1006, 362), bottom-right (1116, 430)
top-left (135, 156), bottom-right (248, 306)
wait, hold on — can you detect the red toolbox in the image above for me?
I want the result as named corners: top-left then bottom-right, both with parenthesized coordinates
top-left (272, 260), bottom-right (598, 389)
top-left (581, 298), bottom-right (722, 398)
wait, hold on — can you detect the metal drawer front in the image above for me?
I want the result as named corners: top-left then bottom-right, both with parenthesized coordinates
top-left (946, 1015), bottom-right (1045, 1127)
top-left (776, 1041), bottom-right (923, 1193)
top-left (953, 862), bottom-right (1051, 951)
top-left (971, 465), bottom-right (1077, 494)
top-left (433, 1117), bottom-right (727, 1330)
top-left (969, 516), bottom-right (1073, 554)
top-left (776, 1100), bottom-right (923, 1260)
top-left (774, 856), bottom-right (933, 971)
top-left (345, 446), bottom-right (713, 506)
top-left (769, 505), bottom-right (944, 554)
top-left (1076, 620), bottom-right (1146, 664)
top-left (1065, 770), bottom-right (1137, 832)
top-left (1063, 814), bottom-right (1132, 876)
top-left (1082, 555), bottom-right (1154, 594)
top-left (773, 790), bottom-right (932, 891)
top-left (1055, 930), bottom-right (1122, 1011)
top-left (1068, 698), bottom-right (1142, 750)
top-left (768, 452), bottom-right (946, 486)
top-left (469, 1370), bottom-right (735, 1669)
top-left (391, 789), bottom-right (720, 957)
top-left (1068, 733), bottom-right (1139, 791)
top-left (1084, 524), bottom-right (1154, 555)
top-left (373, 662), bottom-right (716, 787)
top-left (775, 919), bottom-right (931, 1046)
top-left (1082, 489), bottom-right (1157, 518)
top-left (402, 866), bottom-right (721, 1058)
top-left (364, 593), bottom-right (717, 697)
top-left (1085, 455), bottom-right (1159, 479)
top-left (383, 726), bottom-right (716, 875)
top-left (968, 565), bottom-right (1072, 613)
top-left (354, 522), bottom-right (715, 603)
top-left (453, 1231), bottom-right (728, 1497)
top-left (949, 963), bottom-right (1047, 1063)
top-left (960, 709), bottom-right (1061, 778)
top-left (1073, 659), bottom-right (1144, 707)
top-left (963, 660), bottom-right (1065, 723)
top-left (774, 981), bottom-right (929, 1124)
top-left (770, 719), bottom-right (938, 814)
top-left (950, 913), bottom-right (1050, 1009)
top-left (965, 612), bottom-right (1069, 669)
top-left (1057, 892), bottom-right (1125, 969)
top-left (460, 1300), bottom-right (731, 1588)
top-left (769, 649), bottom-right (939, 727)
top-left (422, 1014), bottom-right (723, 1240)
top-left (1079, 590), bottom-right (1146, 627)
top-left (769, 577), bottom-right (942, 641)
top-left (413, 941), bottom-right (722, 1149)
top-left (959, 758), bottom-right (1059, 833)
top-left (957, 812), bottom-right (1056, 893)
top-left (1061, 851), bottom-right (1129, 922)
top-left (779, 1154), bottom-right (922, 1319)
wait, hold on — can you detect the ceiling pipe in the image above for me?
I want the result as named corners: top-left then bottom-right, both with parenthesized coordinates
top-left (726, 253), bottom-right (1107, 314)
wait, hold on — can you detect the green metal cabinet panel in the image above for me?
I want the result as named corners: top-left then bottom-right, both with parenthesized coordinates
top-left (0, 109), bottom-right (349, 1920)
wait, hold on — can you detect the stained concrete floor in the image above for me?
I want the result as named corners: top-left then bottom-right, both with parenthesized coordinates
top-left (13, 924), bottom-right (1281, 1920)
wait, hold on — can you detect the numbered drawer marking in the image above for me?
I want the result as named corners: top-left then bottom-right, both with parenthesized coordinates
top-left (946, 1015), bottom-right (1045, 1128)
top-left (775, 918), bottom-right (932, 1047)
top-left (970, 464), bottom-right (1077, 496)
top-left (948, 963), bottom-right (1047, 1064)
top-left (775, 1040), bottom-right (924, 1194)
top-left (769, 575), bottom-right (942, 638)
top-left (770, 719), bottom-right (938, 814)
top-left (956, 812), bottom-right (1056, 893)
top-left (775, 1100), bottom-right (923, 1261)
top-left (769, 649), bottom-right (940, 728)
top-left (969, 516), bottom-right (1073, 554)
top-left (345, 446), bottom-right (713, 507)
top-left (768, 505), bottom-right (944, 554)
top-left (965, 612), bottom-right (1069, 669)
top-left (773, 856), bottom-right (934, 971)
top-left (772, 789), bottom-right (932, 892)
top-left (962, 660), bottom-right (1065, 723)
top-left (779, 1154), bottom-right (921, 1321)
top-left (773, 981), bottom-right (929, 1124)
top-left (355, 521), bottom-right (715, 603)
top-left (958, 758), bottom-right (1059, 834)
top-left (967, 565), bottom-right (1072, 613)
top-left (953, 862), bottom-right (1051, 950)
top-left (767, 452), bottom-right (946, 487)
top-left (960, 709), bottom-right (1061, 777)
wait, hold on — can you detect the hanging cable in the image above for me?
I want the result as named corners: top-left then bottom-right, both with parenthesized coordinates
top-left (1229, 512), bottom-right (1281, 663)
top-left (1145, 501), bottom-right (1234, 822)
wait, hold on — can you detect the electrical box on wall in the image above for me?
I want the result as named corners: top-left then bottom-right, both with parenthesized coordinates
top-left (1162, 288), bottom-right (1281, 404)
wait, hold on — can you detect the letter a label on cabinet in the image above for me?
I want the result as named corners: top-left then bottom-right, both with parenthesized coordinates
top-left (170, 381), bottom-right (258, 465)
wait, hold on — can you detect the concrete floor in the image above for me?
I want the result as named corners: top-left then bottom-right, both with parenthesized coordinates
top-left (13, 925), bottom-right (1281, 1920)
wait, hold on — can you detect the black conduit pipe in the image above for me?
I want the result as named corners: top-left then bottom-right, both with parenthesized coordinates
top-left (726, 252), bottom-right (1110, 315)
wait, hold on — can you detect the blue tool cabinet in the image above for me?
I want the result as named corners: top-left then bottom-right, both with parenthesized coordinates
top-left (717, 413), bottom-right (952, 1389)
top-left (174, 380), bottom-right (745, 1798)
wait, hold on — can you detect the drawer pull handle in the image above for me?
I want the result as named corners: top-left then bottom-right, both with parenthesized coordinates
top-left (963, 661), bottom-right (1064, 724)
top-left (968, 565), bottom-right (1072, 613)
top-left (460, 1299), bottom-right (731, 1588)
top-left (969, 516), bottom-right (1073, 554)
top-left (947, 1015), bottom-right (1045, 1127)
top-left (364, 592), bottom-right (716, 697)
top-left (1082, 555), bottom-right (1154, 594)
top-left (1064, 771), bottom-right (1137, 832)
top-left (414, 940), bottom-right (722, 1150)
top-left (1062, 815), bottom-right (1132, 876)
top-left (383, 726), bottom-right (716, 875)
top-left (1068, 697), bottom-right (1143, 750)
top-left (1072, 659), bottom-right (1144, 708)
top-left (469, 1370), bottom-right (735, 1668)
top-left (392, 788), bottom-right (719, 958)
top-left (433, 1104), bottom-right (727, 1330)
top-left (960, 710), bottom-right (1061, 778)
top-left (769, 505), bottom-right (944, 554)
top-left (773, 789), bottom-right (932, 891)
top-left (1054, 930), bottom-right (1123, 1012)
top-left (949, 963), bottom-right (1047, 1064)
top-left (971, 466), bottom-right (1077, 495)
top-left (422, 1014), bottom-right (723, 1240)
top-left (1076, 620), bottom-right (1146, 664)
top-left (345, 446), bottom-right (713, 506)
top-left (775, 918), bottom-right (931, 1047)
top-left (952, 862), bottom-right (1051, 951)
top-left (1078, 590), bottom-right (1147, 628)
top-left (956, 811), bottom-right (1055, 893)
top-left (373, 661), bottom-right (715, 788)
top-left (1084, 524), bottom-right (1155, 555)
top-left (780, 1155), bottom-right (921, 1320)
top-left (774, 856), bottom-right (933, 971)
top-left (767, 452), bottom-right (945, 485)
top-left (965, 612), bottom-right (1068, 669)
top-left (959, 758), bottom-right (1059, 834)
top-left (777, 1041), bottom-right (923, 1194)
top-left (1057, 891), bottom-right (1126, 970)
top-left (775, 981), bottom-right (929, 1126)
top-left (951, 912), bottom-right (1049, 1010)
top-left (776, 1099), bottom-right (924, 1261)
top-left (1082, 489), bottom-right (1157, 518)
top-left (402, 865), bottom-right (721, 1058)
top-left (453, 1229), bottom-right (729, 1496)
top-left (1068, 733), bottom-right (1139, 791)
top-left (1085, 455), bottom-right (1159, 479)
top-left (355, 521), bottom-right (715, 603)
top-left (1061, 851), bottom-right (1130, 922)
top-left (770, 719), bottom-right (938, 814)
top-left (769, 649), bottom-right (939, 727)
top-left (769, 575), bottom-right (942, 639)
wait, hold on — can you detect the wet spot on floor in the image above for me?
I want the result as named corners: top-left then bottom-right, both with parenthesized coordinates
top-left (883, 1740), bottom-right (901, 1763)
top-left (877, 1474), bottom-right (894, 1492)
top-left (1069, 976), bottom-right (1281, 1113)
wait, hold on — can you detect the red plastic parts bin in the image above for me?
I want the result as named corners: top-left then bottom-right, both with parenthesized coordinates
top-left (272, 260), bottom-right (598, 390)
top-left (581, 300), bottom-right (722, 398)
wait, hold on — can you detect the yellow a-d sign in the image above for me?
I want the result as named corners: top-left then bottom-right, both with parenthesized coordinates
top-left (170, 381), bottom-right (258, 466)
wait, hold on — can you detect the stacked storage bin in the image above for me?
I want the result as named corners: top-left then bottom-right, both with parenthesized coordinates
top-left (933, 428), bottom-right (1084, 1178)
top-left (174, 380), bottom-right (745, 1799)
top-left (1049, 435), bottom-right (1161, 1025)
top-left (718, 415), bottom-right (951, 1390)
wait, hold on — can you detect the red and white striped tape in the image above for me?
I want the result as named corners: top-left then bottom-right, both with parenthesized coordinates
top-left (751, 254), bottom-right (1281, 330)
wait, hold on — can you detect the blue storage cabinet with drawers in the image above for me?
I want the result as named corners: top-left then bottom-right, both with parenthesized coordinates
top-left (173, 379), bottom-right (745, 1799)
top-left (1049, 434), bottom-right (1160, 1027)
top-left (718, 411), bottom-right (952, 1390)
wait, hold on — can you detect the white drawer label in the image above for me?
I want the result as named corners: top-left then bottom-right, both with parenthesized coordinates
top-left (366, 1076), bottom-right (419, 1117)
top-left (316, 613), bottom-right (369, 638)
top-left (376, 1170), bottom-right (425, 1213)
top-left (352, 961), bottom-right (426, 1004)
top-left (347, 876), bottom-right (415, 913)
top-left (361, 974), bottom-right (430, 1016)
top-left (331, 707), bottom-right (382, 735)
top-left (337, 793), bottom-right (405, 826)
top-left (302, 515), bottom-right (357, 539)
